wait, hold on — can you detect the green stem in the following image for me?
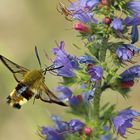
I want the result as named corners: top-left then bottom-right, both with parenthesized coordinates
top-left (92, 39), bottom-right (108, 139)
top-left (92, 88), bottom-right (102, 139)
top-left (93, 88), bottom-right (102, 120)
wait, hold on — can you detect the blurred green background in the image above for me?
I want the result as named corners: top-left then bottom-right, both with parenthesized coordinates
top-left (0, 0), bottom-right (140, 140)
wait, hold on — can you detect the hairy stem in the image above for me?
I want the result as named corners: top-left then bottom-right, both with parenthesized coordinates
top-left (92, 39), bottom-right (108, 138)
top-left (93, 89), bottom-right (102, 120)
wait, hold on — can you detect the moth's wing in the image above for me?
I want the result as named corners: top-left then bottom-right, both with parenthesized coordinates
top-left (0, 55), bottom-right (29, 82)
top-left (41, 82), bottom-right (67, 106)
top-left (41, 82), bottom-right (59, 100)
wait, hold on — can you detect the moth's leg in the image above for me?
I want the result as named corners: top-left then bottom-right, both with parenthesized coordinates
top-left (39, 94), bottom-right (52, 103)
top-left (33, 93), bottom-right (42, 104)
top-left (39, 93), bottom-right (68, 106)
top-left (13, 73), bottom-right (20, 83)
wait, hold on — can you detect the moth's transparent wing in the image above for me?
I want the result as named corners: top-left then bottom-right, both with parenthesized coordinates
top-left (41, 82), bottom-right (67, 106)
top-left (0, 55), bottom-right (29, 82)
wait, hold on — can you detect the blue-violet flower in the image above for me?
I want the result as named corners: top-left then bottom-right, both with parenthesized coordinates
top-left (52, 41), bottom-right (79, 77)
top-left (116, 44), bottom-right (140, 62)
top-left (112, 109), bottom-right (140, 137)
top-left (88, 66), bottom-right (103, 82)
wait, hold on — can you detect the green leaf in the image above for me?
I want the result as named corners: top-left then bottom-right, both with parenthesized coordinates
top-left (61, 77), bottom-right (78, 86)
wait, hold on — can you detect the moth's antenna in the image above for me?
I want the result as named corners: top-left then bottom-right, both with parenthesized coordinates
top-left (44, 50), bottom-right (53, 63)
top-left (35, 46), bottom-right (42, 68)
top-left (55, 40), bottom-right (59, 47)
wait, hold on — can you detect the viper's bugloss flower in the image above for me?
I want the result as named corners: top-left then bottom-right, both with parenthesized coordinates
top-left (74, 22), bottom-right (90, 33)
top-left (56, 85), bottom-right (95, 105)
top-left (69, 95), bottom-right (82, 106)
top-left (124, 16), bottom-right (140, 26)
top-left (52, 41), bottom-right (79, 77)
top-left (72, 11), bottom-right (97, 23)
top-left (131, 25), bottom-right (139, 44)
top-left (124, 17), bottom-right (140, 44)
top-left (68, 0), bottom-right (98, 23)
top-left (111, 18), bottom-right (124, 31)
top-left (116, 44), bottom-right (140, 62)
top-left (51, 115), bottom-right (69, 131)
top-left (41, 127), bottom-right (64, 140)
top-left (120, 65), bottom-right (140, 82)
top-left (69, 0), bottom-right (100, 12)
top-left (41, 116), bottom-right (85, 139)
top-left (82, 86), bottom-right (96, 103)
top-left (112, 109), bottom-right (140, 137)
top-left (88, 66), bottom-right (103, 82)
top-left (127, 0), bottom-right (140, 16)
top-left (69, 119), bottom-right (85, 131)
top-left (55, 86), bottom-right (72, 100)
top-left (55, 86), bottom-right (83, 106)
top-left (119, 65), bottom-right (140, 88)
top-left (79, 55), bottom-right (95, 64)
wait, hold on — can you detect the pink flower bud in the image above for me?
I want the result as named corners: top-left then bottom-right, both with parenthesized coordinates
top-left (101, 0), bottom-right (108, 5)
top-left (87, 64), bottom-right (94, 70)
top-left (84, 127), bottom-right (92, 136)
top-left (120, 81), bottom-right (134, 89)
top-left (74, 22), bottom-right (90, 33)
top-left (103, 17), bottom-right (112, 25)
top-left (77, 95), bottom-right (83, 102)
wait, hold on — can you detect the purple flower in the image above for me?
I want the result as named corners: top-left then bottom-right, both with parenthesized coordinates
top-left (41, 116), bottom-right (85, 139)
top-left (51, 115), bottom-right (69, 131)
top-left (125, 0), bottom-right (140, 43)
top-left (55, 86), bottom-right (72, 100)
top-left (41, 127), bottom-right (64, 140)
top-left (88, 66), bottom-right (103, 82)
top-left (72, 12), bottom-right (98, 23)
top-left (82, 85), bottom-right (96, 103)
top-left (55, 86), bottom-right (81, 106)
top-left (120, 65), bottom-right (140, 82)
top-left (124, 17), bottom-right (140, 43)
top-left (110, 18), bottom-right (124, 31)
top-left (119, 65), bottom-right (140, 89)
top-left (79, 55), bottom-right (95, 64)
top-left (131, 25), bottom-right (139, 44)
top-left (69, 119), bottom-right (85, 131)
top-left (124, 16), bottom-right (140, 26)
top-left (69, 95), bottom-right (83, 106)
top-left (112, 109), bottom-right (140, 137)
top-left (52, 41), bottom-right (79, 77)
top-left (116, 44), bottom-right (140, 62)
top-left (127, 0), bottom-right (140, 16)
top-left (69, 0), bottom-right (99, 12)
top-left (55, 86), bottom-right (89, 105)
top-left (68, 0), bottom-right (99, 23)
top-left (55, 85), bottom-right (96, 105)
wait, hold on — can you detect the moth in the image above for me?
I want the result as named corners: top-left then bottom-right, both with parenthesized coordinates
top-left (0, 47), bottom-right (67, 109)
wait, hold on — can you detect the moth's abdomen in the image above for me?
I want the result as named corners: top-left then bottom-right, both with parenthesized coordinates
top-left (16, 83), bottom-right (34, 100)
top-left (7, 83), bottom-right (34, 109)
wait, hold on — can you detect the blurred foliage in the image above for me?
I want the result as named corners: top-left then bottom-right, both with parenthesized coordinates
top-left (0, 0), bottom-right (140, 140)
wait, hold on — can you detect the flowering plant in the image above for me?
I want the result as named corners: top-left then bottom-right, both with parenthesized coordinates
top-left (40, 0), bottom-right (140, 139)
